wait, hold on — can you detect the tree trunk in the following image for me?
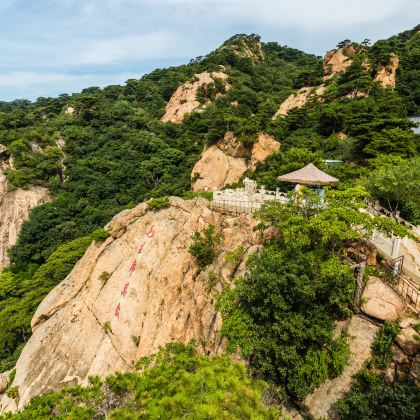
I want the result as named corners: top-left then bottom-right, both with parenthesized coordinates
top-left (353, 260), bottom-right (366, 314)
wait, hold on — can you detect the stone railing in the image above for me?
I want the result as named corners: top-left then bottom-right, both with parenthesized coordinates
top-left (211, 187), bottom-right (288, 214)
top-left (366, 200), bottom-right (420, 236)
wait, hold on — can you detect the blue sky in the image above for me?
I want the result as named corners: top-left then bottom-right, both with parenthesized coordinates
top-left (0, 0), bottom-right (418, 102)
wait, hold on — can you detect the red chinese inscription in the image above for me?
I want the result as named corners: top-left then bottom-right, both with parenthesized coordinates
top-left (146, 225), bottom-right (155, 238)
top-left (121, 282), bottom-right (129, 297)
top-left (137, 242), bottom-right (145, 254)
top-left (129, 260), bottom-right (137, 276)
top-left (114, 303), bottom-right (121, 319)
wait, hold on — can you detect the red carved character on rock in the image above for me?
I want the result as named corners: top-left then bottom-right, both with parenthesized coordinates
top-left (121, 282), bottom-right (129, 297)
top-left (146, 225), bottom-right (155, 238)
top-left (128, 260), bottom-right (137, 276)
top-left (114, 303), bottom-right (121, 319)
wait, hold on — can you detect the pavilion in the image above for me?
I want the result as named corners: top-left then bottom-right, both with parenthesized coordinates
top-left (277, 163), bottom-right (339, 186)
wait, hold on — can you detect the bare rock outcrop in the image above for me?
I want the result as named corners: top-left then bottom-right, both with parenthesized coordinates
top-left (374, 54), bottom-right (399, 88)
top-left (273, 85), bottom-right (325, 118)
top-left (323, 45), bottom-right (356, 79)
top-left (161, 72), bottom-right (229, 124)
top-left (191, 132), bottom-right (279, 191)
top-left (0, 166), bottom-right (50, 269)
top-left (304, 316), bottom-right (379, 419)
top-left (396, 323), bottom-right (420, 356)
top-left (0, 144), bottom-right (7, 158)
top-left (0, 197), bottom-right (260, 412)
top-left (361, 276), bottom-right (405, 321)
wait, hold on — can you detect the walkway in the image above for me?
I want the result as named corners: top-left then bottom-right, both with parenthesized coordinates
top-left (211, 184), bottom-right (420, 286)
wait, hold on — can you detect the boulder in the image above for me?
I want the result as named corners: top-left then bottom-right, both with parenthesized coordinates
top-left (383, 362), bottom-right (396, 384)
top-left (392, 345), bottom-right (410, 365)
top-left (396, 325), bottom-right (420, 356)
top-left (0, 371), bottom-right (10, 395)
top-left (0, 198), bottom-right (261, 412)
top-left (361, 276), bottom-right (405, 321)
top-left (409, 354), bottom-right (420, 386)
top-left (191, 132), bottom-right (279, 191)
top-left (191, 144), bottom-right (248, 191)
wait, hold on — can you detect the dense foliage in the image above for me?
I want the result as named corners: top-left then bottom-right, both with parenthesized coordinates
top-left (1, 344), bottom-right (280, 419)
top-left (217, 187), bottom-right (406, 399)
top-left (188, 225), bottom-right (221, 270)
top-left (336, 369), bottom-right (420, 420)
top-left (370, 321), bottom-right (402, 369)
top-left (0, 28), bottom-right (419, 411)
top-left (0, 236), bottom-right (92, 372)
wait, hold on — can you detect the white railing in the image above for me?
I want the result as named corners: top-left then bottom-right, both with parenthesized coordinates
top-left (366, 200), bottom-right (420, 236)
top-left (211, 187), bottom-right (289, 214)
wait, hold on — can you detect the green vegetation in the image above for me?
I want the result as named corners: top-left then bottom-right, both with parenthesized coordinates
top-left (336, 369), bottom-right (420, 420)
top-left (148, 196), bottom-right (170, 209)
top-left (188, 225), bottom-right (221, 271)
top-left (0, 236), bottom-right (92, 372)
top-left (370, 321), bottom-right (402, 368)
top-left (217, 187), bottom-right (406, 399)
top-left (0, 27), bottom-right (419, 413)
top-left (1, 344), bottom-right (280, 419)
top-left (98, 271), bottom-right (110, 282)
top-left (91, 228), bottom-right (110, 242)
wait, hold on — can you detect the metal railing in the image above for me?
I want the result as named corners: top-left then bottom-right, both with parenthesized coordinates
top-left (383, 256), bottom-right (420, 313)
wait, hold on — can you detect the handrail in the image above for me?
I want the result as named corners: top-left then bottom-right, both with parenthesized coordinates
top-left (365, 200), bottom-right (419, 235)
top-left (383, 256), bottom-right (420, 313)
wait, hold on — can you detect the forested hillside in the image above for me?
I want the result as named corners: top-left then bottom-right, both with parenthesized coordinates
top-left (0, 26), bottom-right (419, 419)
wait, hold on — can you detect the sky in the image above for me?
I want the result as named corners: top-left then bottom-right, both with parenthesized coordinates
top-left (0, 0), bottom-right (418, 102)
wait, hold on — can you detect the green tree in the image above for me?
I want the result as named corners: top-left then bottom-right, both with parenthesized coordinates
top-left (218, 187), bottom-right (407, 399)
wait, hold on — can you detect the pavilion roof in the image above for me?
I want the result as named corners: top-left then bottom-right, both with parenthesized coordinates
top-left (277, 163), bottom-right (339, 185)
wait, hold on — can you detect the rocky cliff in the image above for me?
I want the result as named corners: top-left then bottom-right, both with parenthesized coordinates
top-left (323, 45), bottom-right (356, 79)
top-left (0, 154), bottom-right (50, 269)
top-left (374, 53), bottom-right (399, 88)
top-left (273, 85), bottom-right (326, 118)
top-left (161, 72), bottom-right (229, 123)
top-left (0, 197), bottom-right (261, 412)
top-left (191, 132), bottom-right (280, 191)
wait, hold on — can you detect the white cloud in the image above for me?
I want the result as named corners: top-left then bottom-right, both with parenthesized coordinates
top-left (74, 31), bottom-right (183, 65)
top-left (0, 0), bottom-right (418, 100)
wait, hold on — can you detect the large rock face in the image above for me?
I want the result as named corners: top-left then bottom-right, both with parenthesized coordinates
top-left (273, 86), bottom-right (325, 118)
top-left (273, 45), bottom-right (358, 119)
top-left (0, 197), bottom-right (260, 412)
top-left (304, 316), bottom-right (379, 419)
top-left (323, 45), bottom-right (356, 79)
top-left (0, 165), bottom-right (50, 269)
top-left (374, 54), bottom-right (399, 88)
top-left (161, 72), bottom-right (229, 123)
top-left (361, 276), bottom-right (405, 321)
top-left (191, 132), bottom-right (279, 191)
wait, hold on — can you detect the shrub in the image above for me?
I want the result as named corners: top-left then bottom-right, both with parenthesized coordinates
top-left (99, 271), bottom-right (110, 282)
top-left (103, 321), bottom-right (112, 334)
top-left (182, 190), bottom-right (213, 201)
top-left (370, 321), bottom-right (401, 368)
top-left (6, 386), bottom-right (19, 401)
top-left (91, 228), bottom-right (110, 242)
top-left (336, 369), bottom-right (420, 420)
top-left (5, 344), bottom-right (281, 419)
top-left (148, 196), bottom-right (170, 210)
top-left (188, 225), bottom-right (221, 270)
